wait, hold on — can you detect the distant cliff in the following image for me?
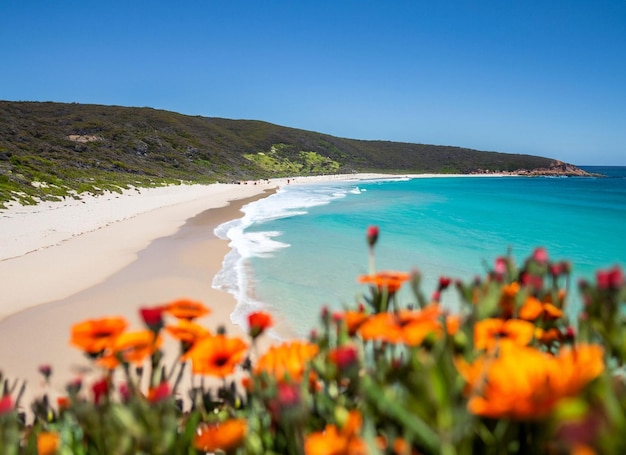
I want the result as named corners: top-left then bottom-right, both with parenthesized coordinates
top-left (0, 101), bottom-right (589, 206)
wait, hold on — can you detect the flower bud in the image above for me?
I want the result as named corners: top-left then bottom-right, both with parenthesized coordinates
top-left (139, 306), bottom-right (164, 333)
top-left (38, 364), bottom-right (52, 382)
top-left (532, 247), bottom-right (549, 264)
top-left (247, 311), bottom-right (273, 339)
top-left (366, 225), bottom-right (379, 248)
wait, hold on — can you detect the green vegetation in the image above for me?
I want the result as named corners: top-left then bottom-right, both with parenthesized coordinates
top-left (244, 144), bottom-right (340, 176)
top-left (0, 100), bottom-right (578, 208)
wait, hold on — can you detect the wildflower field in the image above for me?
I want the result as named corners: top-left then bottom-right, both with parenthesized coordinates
top-left (2, 227), bottom-right (625, 454)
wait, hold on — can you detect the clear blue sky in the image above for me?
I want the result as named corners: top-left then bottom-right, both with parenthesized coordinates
top-left (2, 1), bottom-right (625, 165)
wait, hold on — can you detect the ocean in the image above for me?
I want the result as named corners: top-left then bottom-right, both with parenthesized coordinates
top-left (214, 166), bottom-right (626, 337)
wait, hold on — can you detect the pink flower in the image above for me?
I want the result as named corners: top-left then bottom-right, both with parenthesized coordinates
top-left (532, 247), bottom-right (549, 264)
top-left (494, 257), bottom-right (507, 276)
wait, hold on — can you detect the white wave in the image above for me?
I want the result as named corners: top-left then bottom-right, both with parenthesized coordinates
top-left (212, 180), bottom-right (365, 332)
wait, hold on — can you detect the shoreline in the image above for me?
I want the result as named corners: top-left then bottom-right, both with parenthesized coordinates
top-left (0, 172), bottom-right (522, 408)
top-left (0, 172), bottom-right (524, 322)
top-left (0, 187), bottom-right (280, 409)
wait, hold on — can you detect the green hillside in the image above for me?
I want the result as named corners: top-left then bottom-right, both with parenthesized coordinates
top-left (0, 101), bottom-right (577, 207)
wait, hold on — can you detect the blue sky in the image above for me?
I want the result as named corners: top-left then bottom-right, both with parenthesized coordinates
top-left (2, 1), bottom-right (625, 165)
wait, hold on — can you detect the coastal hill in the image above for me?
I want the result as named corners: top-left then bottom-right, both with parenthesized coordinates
top-left (0, 100), bottom-right (588, 207)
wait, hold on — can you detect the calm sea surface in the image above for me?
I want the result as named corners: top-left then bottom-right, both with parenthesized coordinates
top-left (214, 166), bottom-right (626, 337)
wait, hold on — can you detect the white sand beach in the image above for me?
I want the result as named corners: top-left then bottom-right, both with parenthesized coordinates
top-left (0, 174), bottom-right (395, 409)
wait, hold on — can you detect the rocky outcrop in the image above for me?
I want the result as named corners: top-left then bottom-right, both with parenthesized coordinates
top-left (472, 161), bottom-right (593, 177)
top-left (516, 161), bottom-right (592, 177)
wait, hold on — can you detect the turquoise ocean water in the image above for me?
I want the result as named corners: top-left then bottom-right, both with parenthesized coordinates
top-left (214, 166), bottom-right (626, 337)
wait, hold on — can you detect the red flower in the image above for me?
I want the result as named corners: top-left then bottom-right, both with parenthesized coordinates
top-left (0, 395), bottom-right (13, 414)
top-left (596, 266), bottom-right (624, 290)
top-left (56, 396), bottom-right (70, 410)
top-left (147, 382), bottom-right (171, 403)
top-left (139, 306), bottom-right (165, 332)
top-left (247, 311), bottom-right (273, 338)
top-left (438, 276), bottom-right (452, 290)
top-left (92, 377), bottom-right (110, 405)
top-left (328, 345), bottom-right (359, 370)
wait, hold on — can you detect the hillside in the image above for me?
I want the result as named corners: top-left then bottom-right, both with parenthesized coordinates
top-left (0, 101), bottom-right (585, 207)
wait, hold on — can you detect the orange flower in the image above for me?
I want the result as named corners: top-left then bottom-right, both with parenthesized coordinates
top-left (255, 340), bottom-right (319, 382)
top-left (473, 318), bottom-right (535, 351)
top-left (188, 334), bottom-right (248, 377)
top-left (518, 296), bottom-right (563, 321)
top-left (402, 318), bottom-right (444, 346)
top-left (99, 330), bottom-right (162, 367)
top-left (357, 270), bottom-right (411, 294)
top-left (37, 431), bottom-right (60, 455)
top-left (458, 343), bottom-right (604, 420)
top-left (550, 344), bottom-right (605, 396)
top-left (357, 313), bottom-right (404, 344)
top-left (399, 304), bottom-right (459, 346)
top-left (56, 396), bottom-right (70, 411)
top-left (194, 418), bottom-right (247, 453)
top-left (535, 327), bottom-right (562, 345)
top-left (305, 424), bottom-right (348, 455)
top-left (343, 309), bottom-right (368, 336)
top-left (70, 317), bottom-right (128, 354)
top-left (359, 305), bottom-right (458, 346)
top-left (499, 282), bottom-right (520, 317)
top-left (163, 298), bottom-right (210, 320)
top-left (305, 412), bottom-right (366, 455)
top-left (165, 319), bottom-right (211, 358)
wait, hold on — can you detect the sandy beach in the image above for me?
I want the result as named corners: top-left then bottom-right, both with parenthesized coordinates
top-left (0, 174), bottom-right (398, 410)
top-left (0, 180), bottom-right (283, 407)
